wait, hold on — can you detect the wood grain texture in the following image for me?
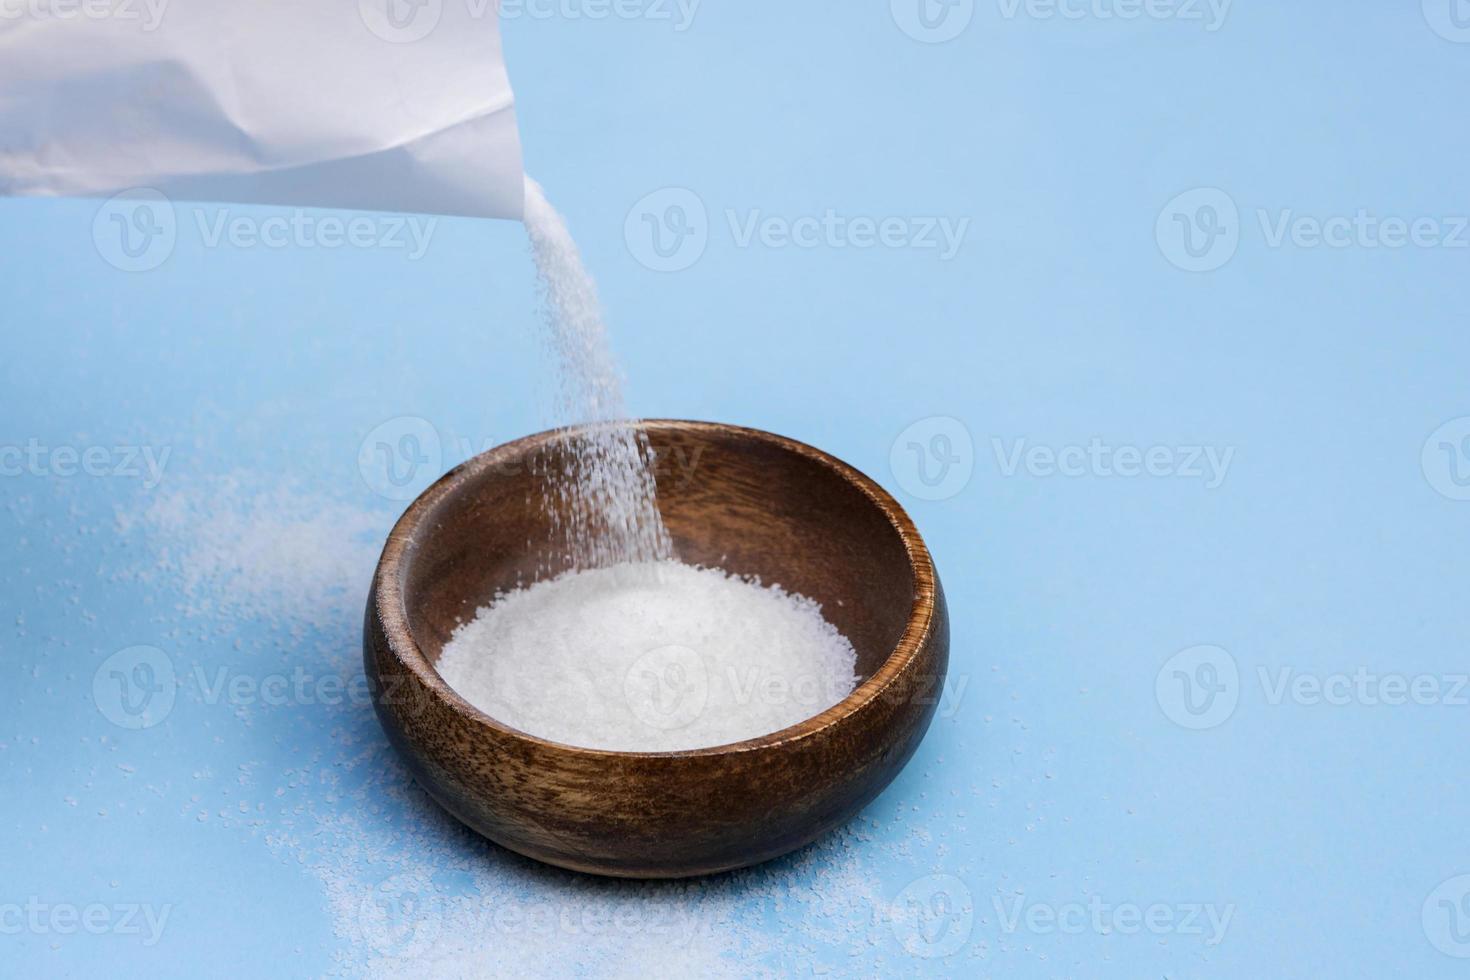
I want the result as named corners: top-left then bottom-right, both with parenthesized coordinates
top-left (363, 420), bottom-right (949, 878)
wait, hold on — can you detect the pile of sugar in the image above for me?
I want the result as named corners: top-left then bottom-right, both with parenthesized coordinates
top-left (523, 177), bottom-right (672, 569)
top-left (436, 561), bottom-right (860, 751)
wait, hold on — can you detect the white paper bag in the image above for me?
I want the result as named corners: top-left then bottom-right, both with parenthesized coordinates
top-left (0, 0), bottom-right (524, 219)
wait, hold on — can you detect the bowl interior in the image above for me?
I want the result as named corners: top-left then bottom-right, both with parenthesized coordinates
top-left (397, 422), bottom-right (917, 687)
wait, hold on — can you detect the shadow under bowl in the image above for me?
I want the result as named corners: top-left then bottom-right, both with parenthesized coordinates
top-left (363, 419), bottom-right (949, 878)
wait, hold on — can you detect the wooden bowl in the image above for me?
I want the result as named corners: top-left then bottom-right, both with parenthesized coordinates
top-left (363, 420), bottom-right (948, 878)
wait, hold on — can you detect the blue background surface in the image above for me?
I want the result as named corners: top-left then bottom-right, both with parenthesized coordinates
top-left (4, 2), bottom-right (1470, 976)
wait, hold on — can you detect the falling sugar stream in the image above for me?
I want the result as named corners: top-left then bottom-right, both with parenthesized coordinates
top-left (522, 176), bottom-right (673, 570)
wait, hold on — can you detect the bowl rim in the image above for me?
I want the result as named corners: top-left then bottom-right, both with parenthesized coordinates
top-left (371, 418), bottom-right (940, 760)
